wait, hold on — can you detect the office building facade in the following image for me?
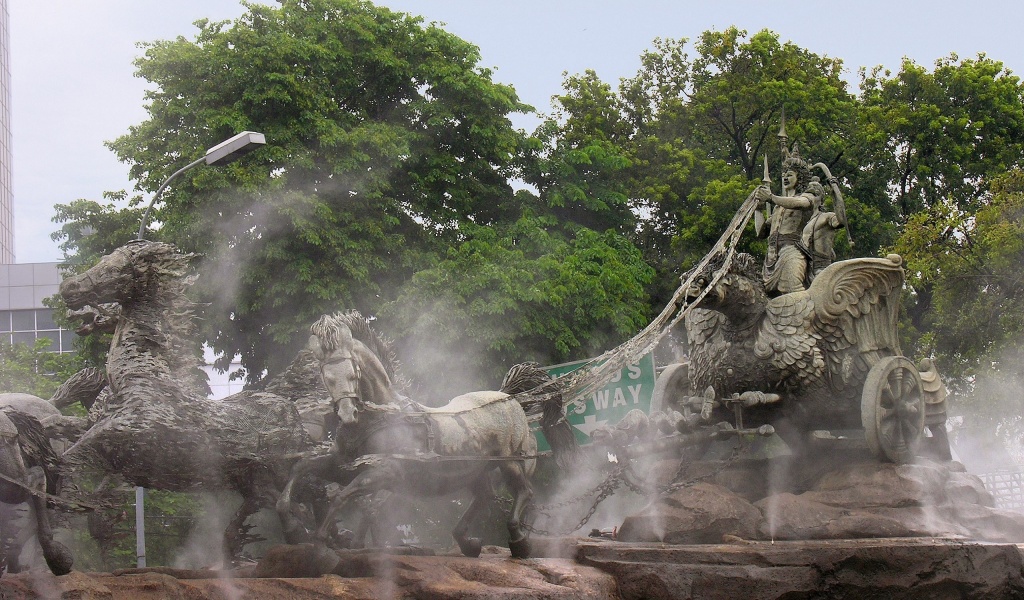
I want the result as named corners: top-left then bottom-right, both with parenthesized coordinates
top-left (0, 262), bottom-right (75, 352)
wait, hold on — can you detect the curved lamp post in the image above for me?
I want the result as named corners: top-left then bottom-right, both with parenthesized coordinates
top-left (136, 131), bottom-right (266, 240)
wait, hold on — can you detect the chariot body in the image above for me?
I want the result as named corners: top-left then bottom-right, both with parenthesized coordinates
top-left (652, 252), bottom-right (949, 464)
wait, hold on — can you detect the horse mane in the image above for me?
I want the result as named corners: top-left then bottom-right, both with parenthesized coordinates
top-left (109, 240), bottom-right (209, 401)
top-left (312, 311), bottom-right (411, 395)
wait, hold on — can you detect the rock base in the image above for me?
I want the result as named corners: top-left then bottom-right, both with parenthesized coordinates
top-left (618, 455), bottom-right (1024, 545)
top-left (0, 546), bottom-right (616, 600)
top-left (3, 539), bottom-right (1024, 599)
top-left (577, 538), bottom-right (1024, 600)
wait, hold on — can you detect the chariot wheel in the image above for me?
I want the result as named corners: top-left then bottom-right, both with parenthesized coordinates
top-left (651, 362), bottom-right (690, 414)
top-left (861, 355), bottom-right (925, 464)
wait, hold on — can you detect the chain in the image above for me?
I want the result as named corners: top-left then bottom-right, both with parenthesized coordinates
top-left (521, 463), bottom-right (626, 537)
top-left (513, 437), bottom-right (746, 537)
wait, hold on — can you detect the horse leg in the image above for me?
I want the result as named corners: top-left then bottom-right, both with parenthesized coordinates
top-left (30, 496), bottom-right (72, 576)
top-left (314, 464), bottom-right (395, 548)
top-left (451, 477), bottom-right (494, 558)
top-left (351, 494), bottom-right (378, 549)
top-left (276, 454), bottom-right (335, 544)
top-left (361, 490), bottom-right (397, 548)
top-left (223, 490), bottom-right (264, 563)
top-left (499, 461), bottom-right (534, 559)
top-left (0, 501), bottom-right (22, 574)
top-left (23, 466), bottom-right (72, 576)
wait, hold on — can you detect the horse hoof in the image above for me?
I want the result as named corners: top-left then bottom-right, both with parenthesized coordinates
top-left (458, 537), bottom-right (483, 558)
top-left (508, 536), bottom-right (531, 559)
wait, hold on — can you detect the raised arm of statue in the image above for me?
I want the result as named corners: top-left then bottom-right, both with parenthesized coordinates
top-left (769, 192), bottom-right (813, 210)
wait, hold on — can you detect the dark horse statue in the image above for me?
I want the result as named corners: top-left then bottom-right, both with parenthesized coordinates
top-left (0, 409), bottom-right (73, 575)
top-left (59, 240), bottom-right (341, 561)
top-left (277, 312), bottom-right (577, 558)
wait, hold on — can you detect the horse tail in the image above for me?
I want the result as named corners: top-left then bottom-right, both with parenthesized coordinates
top-left (501, 363), bottom-right (579, 469)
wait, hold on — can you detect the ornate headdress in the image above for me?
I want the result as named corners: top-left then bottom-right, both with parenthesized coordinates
top-left (782, 143), bottom-right (811, 193)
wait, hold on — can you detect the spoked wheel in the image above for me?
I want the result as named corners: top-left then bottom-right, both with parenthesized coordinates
top-left (861, 356), bottom-right (925, 464)
top-left (651, 362), bottom-right (690, 414)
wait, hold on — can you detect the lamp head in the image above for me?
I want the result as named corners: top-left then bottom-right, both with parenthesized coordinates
top-left (204, 131), bottom-right (266, 166)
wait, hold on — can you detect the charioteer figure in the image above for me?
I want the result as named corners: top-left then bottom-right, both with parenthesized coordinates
top-left (754, 146), bottom-right (814, 296)
top-left (754, 109), bottom-right (852, 294)
top-left (801, 177), bottom-right (844, 278)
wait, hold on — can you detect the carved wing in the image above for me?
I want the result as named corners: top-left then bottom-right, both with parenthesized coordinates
top-left (760, 292), bottom-right (825, 390)
top-left (684, 308), bottom-right (727, 391)
top-left (807, 255), bottom-right (906, 389)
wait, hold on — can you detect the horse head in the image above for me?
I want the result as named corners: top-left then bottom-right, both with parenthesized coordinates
top-left (60, 240), bottom-right (195, 312)
top-left (684, 253), bottom-right (767, 329)
top-left (309, 315), bottom-right (364, 425)
top-left (309, 312), bottom-right (405, 426)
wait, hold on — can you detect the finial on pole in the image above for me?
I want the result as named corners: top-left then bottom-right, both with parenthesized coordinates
top-left (778, 106), bottom-right (789, 162)
top-left (763, 154), bottom-right (771, 186)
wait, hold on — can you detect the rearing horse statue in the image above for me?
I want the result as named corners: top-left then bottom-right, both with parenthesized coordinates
top-left (277, 312), bottom-right (576, 558)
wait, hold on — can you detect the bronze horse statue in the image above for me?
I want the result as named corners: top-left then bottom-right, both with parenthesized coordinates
top-left (58, 240), bottom-right (343, 560)
top-left (277, 313), bottom-right (577, 558)
top-left (0, 370), bottom-right (106, 575)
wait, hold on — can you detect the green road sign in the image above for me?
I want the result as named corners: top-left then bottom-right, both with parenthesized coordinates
top-left (536, 353), bottom-right (657, 449)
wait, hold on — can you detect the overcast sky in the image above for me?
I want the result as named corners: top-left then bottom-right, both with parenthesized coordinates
top-left (9, 0), bottom-right (1024, 263)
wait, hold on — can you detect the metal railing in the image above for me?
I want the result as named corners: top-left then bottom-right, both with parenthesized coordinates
top-left (978, 470), bottom-right (1024, 511)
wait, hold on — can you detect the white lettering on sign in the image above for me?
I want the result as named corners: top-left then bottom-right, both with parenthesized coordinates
top-left (629, 384), bottom-right (642, 404)
top-left (592, 390), bottom-right (610, 411)
top-left (612, 387), bottom-right (627, 407)
top-left (628, 363), bottom-right (642, 380)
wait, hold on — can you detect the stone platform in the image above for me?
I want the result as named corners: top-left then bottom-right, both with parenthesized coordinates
top-left (2, 538), bottom-right (1023, 599)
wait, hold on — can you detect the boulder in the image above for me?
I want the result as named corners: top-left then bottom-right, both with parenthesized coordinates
top-left (755, 458), bottom-right (1024, 542)
top-left (617, 482), bottom-right (761, 543)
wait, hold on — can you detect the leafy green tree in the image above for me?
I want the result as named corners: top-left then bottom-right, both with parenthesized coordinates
top-left (56, 0), bottom-right (531, 383)
top-left (520, 71), bottom-right (635, 235)
top-left (383, 215), bottom-right (654, 399)
top-left (0, 339), bottom-right (86, 398)
top-left (896, 169), bottom-right (1024, 368)
top-left (531, 30), bottom-right (864, 307)
top-left (858, 54), bottom-right (1024, 220)
top-left (861, 54), bottom-right (1024, 336)
top-left (895, 169), bottom-right (1024, 457)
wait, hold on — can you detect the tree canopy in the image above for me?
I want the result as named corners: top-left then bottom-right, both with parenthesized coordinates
top-left (53, 0), bottom-right (652, 393)
top-left (51, 11), bottom-right (1024, 436)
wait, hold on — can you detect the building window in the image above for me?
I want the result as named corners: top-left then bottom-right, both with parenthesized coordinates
top-left (1, 309), bottom-right (75, 353)
top-left (11, 310), bottom-right (33, 331)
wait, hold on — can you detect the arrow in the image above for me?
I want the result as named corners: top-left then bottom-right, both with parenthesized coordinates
top-left (572, 414), bottom-right (609, 439)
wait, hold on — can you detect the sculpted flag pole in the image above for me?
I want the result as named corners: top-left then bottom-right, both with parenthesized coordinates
top-left (754, 155), bottom-right (771, 236)
top-left (778, 105), bottom-right (790, 166)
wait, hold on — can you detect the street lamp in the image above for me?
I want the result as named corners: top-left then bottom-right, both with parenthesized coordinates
top-left (136, 131), bottom-right (266, 240)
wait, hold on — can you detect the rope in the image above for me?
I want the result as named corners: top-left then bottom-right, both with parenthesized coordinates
top-left (0, 470), bottom-right (103, 511)
top-left (512, 190), bottom-right (761, 410)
